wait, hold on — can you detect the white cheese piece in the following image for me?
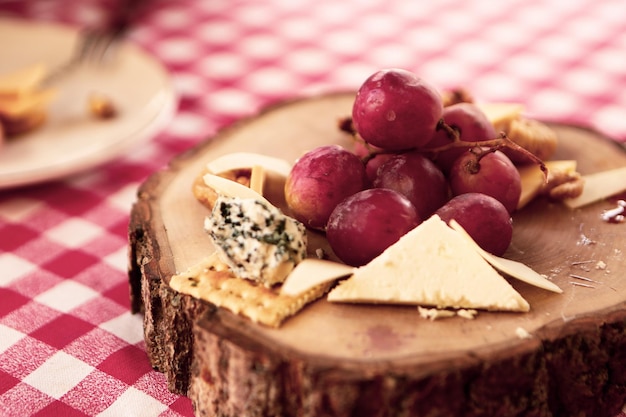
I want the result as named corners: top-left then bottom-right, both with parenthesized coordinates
top-left (327, 215), bottom-right (530, 312)
top-left (515, 327), bottom-right (532, 339)
top-left (417, 307), bottom-right (478, 320)
top-left (449, 220), bottom-right (563, 293)
top-left (203, 173), bottom-right (272, 206)
top-left (563, 166), bottom-right (626, 209)
top-left (457, 309), bottom-right (478, 319)
top-left (517, 160), bottom-right (577, 209)
top-left (417, 306), bottom-right (456, 320)
top-left (205, 195), bottom-right (307, 286)
top-left (280, 259), bottom-right (354, 296)
top-left (206, 152), bottom-right (292, 178)
top-left (249, 165), bottom-right (265, 195)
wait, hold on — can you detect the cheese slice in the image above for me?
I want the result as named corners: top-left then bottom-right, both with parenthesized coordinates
top-left (327, 215), bottom-right (530, 312)
top-left (206, 152), bottom-right (292, 178)
top-left (203, 173), bottom-right (272, 206)
top-left (280, 259), bottom-right (354, 296)
top-left (249, 165), bottom-right (265, 195)
top-left (449, 220), bottom-right (562, 293)
top-left (476, 102), bottom-right (525, 132)
top-left (563, 166), bottom-right (626, 209)
top-left (517, 160), bottom-right (577, 209)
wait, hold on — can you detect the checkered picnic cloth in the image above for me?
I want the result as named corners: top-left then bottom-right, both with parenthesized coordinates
top-left (1, 0), bottom-right (625, 416)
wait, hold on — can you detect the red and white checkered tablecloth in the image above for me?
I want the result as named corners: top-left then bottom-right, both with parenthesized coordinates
top-left (0, 0), bottom-right (625, 416)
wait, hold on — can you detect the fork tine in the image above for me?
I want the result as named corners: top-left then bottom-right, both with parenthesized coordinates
top-left (74, 29), bottom-right (99, 63)
top-left (44, 0), bottom-right (145, 85)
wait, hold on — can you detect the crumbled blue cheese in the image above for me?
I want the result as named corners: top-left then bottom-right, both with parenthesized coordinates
top-left (205, 196), bottom-right (307, 286)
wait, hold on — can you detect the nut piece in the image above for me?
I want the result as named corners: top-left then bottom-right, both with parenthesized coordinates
top-left (506, 118), bottom-right (558, 162)
top-left (541, 169), bottom-right (585, 201)
top-left (88, 93), bottom-right (117, 119)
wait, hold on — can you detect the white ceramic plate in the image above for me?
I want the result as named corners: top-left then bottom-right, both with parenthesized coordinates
top-left (0, 17), bottom-right (177, 189)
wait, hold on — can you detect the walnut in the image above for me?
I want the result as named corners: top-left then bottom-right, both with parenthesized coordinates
top-left (540, 170), bottom-right (585, 200)
top-left (88, 93), bottom-right (117, 119)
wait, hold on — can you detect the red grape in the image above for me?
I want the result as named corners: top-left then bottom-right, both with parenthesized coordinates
top-left (426, 102), bottom-right (497, 174)
top-left (373, 151), bottom-right (449, 219)
top-left (435, 193), bottom-right (513, 256)
top-left (352, 68), bottom-right (443, 151)
top-left (448, 148), bottom-right (521, 214)
top-left (285, 145), bottom-right (368, 229)
top-left (327, 188), bottom-right (421, 266)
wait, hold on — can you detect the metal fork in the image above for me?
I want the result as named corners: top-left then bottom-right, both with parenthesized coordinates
top-left (43, 0), bottom-right (148, 85)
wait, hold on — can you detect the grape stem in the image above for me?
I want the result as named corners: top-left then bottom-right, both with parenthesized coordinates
top-left (425, 129), bottom-right (547, 179)
top-left (339, 117), bottom-right (547, 180)
top-left (435, 118), bottom-right (460, 142)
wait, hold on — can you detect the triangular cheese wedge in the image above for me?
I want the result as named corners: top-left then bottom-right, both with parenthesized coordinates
top-left (327, 215), bottom-right (530, 312)
top-left (449, 220), bottom-right (562, 293)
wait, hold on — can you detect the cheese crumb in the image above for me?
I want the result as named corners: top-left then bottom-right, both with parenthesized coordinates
top-left (418, 306), bottom-right (456, 321)
top-left (417, 307), bottom-right (479, 320)
top-left (595, 260), bottom-right (607, 270)
top-left (515, 327), bottom-right (532, 339)
top-left (457, 309), bottom-right (478, 320)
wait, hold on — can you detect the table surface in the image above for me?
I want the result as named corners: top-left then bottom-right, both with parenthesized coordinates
top-left (1, 0), bottom-right (625, 416)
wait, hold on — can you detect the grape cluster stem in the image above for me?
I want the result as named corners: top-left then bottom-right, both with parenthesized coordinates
top-left (339, 116), bottom-right (548, 180)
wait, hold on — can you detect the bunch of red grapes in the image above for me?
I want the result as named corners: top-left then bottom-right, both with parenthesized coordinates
top-left (285, 68), bottom-right (526, 267)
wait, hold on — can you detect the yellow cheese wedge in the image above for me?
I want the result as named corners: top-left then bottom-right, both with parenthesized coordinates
top-left (563, 166), bottom-right (626, 209)
top-left (449, 220), bottom-right (562, 293)
top-left (476, 102), bottom-right (525, 132)
top-left (327, 215), bottom-right (530, 312)
top-left (280, 259), bottom-right (354, 296)
top-left (0, 64), bottom-right (47, 97)
top-left (517, 160), bottom-right (577, 209)
top-left (206, 152), bottom-right (292, 178)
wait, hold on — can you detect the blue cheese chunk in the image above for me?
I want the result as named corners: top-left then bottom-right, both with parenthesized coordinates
top-left (205, 195), bottom-right (307, 286)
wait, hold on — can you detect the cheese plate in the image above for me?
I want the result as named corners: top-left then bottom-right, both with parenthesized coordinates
top-left (129, 92), bottom-right (626, 417)
top-left (0, 18), bottom-right (176, 189)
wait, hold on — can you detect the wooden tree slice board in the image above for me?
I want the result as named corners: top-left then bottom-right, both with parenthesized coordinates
top-left (129, 92), bottom-right (626, 417)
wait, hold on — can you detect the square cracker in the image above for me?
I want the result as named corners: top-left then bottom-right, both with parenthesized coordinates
top-left (170, 253), bottom-right (330, 328)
